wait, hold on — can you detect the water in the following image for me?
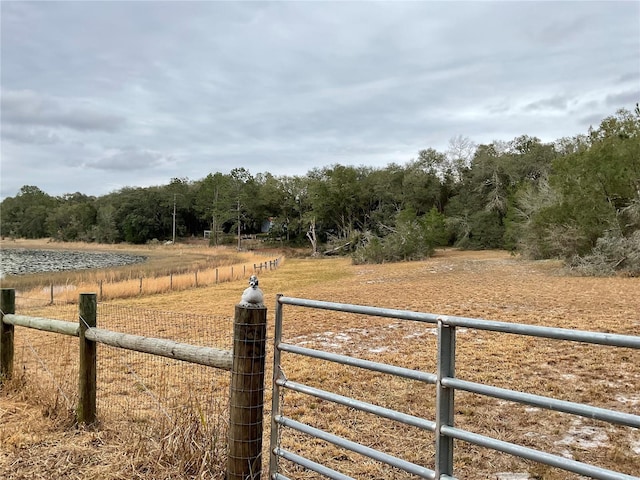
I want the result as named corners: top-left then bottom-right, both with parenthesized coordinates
top-left (0, 248), bottom-right (146, 277)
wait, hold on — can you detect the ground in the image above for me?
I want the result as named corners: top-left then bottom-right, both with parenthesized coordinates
top-left (1, 249), bottom-right (639, 479)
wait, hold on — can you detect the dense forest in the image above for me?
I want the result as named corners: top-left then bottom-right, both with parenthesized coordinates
top-left (2, 108), bottom-right (639, 275)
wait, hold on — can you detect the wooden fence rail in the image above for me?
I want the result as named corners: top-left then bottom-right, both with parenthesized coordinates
top-left (0, 287), bottom-right (267, 480)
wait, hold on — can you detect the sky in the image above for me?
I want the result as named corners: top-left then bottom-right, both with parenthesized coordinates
top-left (1, 1), bottom-right (638, 200)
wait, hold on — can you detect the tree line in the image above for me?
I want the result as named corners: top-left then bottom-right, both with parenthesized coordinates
top-left (2, 107), bottom-right (638, 274)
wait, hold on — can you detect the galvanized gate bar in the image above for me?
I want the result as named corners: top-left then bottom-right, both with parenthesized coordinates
top-left (274, 415), bottom-right (436, 479)
top-left (269, 295), bottom-right (286, 480)
top-left (279, 343), bottom-right (437, 384)
top-left (278, 296), bottom-right (440, 324)
top-left (440, 425), bottom-right (637, 480)
top-left (443, 377), bottom-right (640, 428)
top-left (276, 378), bottom-right (436, 432)
top-left (435, 321), bottom-right (455, 478)
top-left (439, 316), bottom-right (640, 349)
top-left (273, 474), bottom-right (292, 480)
top-left (278, 297), bottom-right (640, 349)
top-left (273, 448), bottom-right (356, 480)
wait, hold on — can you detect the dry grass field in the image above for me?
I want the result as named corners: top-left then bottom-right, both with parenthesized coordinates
top-left (1, 247), bottom-right (639, 479)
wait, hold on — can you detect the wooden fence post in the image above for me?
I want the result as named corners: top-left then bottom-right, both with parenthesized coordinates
top-left (227, 301), bottom-right (267, 480)
top-left (0, 288), bottom-right (15, 381)
top-left (78, 293), bottom-right (97, 424)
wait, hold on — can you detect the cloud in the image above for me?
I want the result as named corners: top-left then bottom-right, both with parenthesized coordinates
top-left (0, 125), bottom-right (61, 145)
top-left (617, 72), bottom-right (640, 84)
top-left (85, 147), bottom-right (176, 171)
top-left (524, 95), bottom-right (571, 112)
top-left (1, 89), bottom-right (125, 132)
top-left (579, 113), bottom-right (608, 129)
top-left (605, 90), bottom-right (639, 109)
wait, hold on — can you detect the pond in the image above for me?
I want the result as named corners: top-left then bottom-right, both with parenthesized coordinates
top-left (0, 248), bottom-right (147, 277)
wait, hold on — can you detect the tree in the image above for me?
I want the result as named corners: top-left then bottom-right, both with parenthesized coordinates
top-left (230, 168), bottom-right (254, 249)
top-left (516, 108), bottom-right (640, 266)
top-left (403, 151), bottom-right (447, 214)
top-left (46, 193), bottom-right (97, 241)
top-left (0, 186), bottom-right (58, 238)
top-left (307, 164), bottom-right (372, 241)
top-left (446, 135), bottom-right (476, 181)
top-left (195, 173), bottom-right (233, 245)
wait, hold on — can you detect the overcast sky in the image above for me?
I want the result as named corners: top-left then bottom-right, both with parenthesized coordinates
top-left (1, 1), bottom-right (638, 200)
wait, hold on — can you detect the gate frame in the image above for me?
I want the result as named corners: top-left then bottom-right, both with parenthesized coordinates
top-left (269, 295), bottom-right (640, 480)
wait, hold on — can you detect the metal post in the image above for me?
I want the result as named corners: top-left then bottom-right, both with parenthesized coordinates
top-left (269, 294), bottom-right (285, 479)
top-left (172, 193), bottom-right (177, 244)
top-left (0, 288), bottom-right (16, 381)
top-left (435, 318), bottom-right (456, 478)
top-left (227, 301), bottom-right (268, 480)
top-left (78, 293), bottom-right (97, 424)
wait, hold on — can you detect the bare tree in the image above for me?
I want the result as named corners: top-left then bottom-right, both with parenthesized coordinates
top-left (306, 218), bottom-right (318, 256)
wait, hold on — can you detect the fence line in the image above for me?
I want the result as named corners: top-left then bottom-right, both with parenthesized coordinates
top-left (0, 287), bottom-right (268, 480)
top-left (22, 257), bottom-right (281, 305)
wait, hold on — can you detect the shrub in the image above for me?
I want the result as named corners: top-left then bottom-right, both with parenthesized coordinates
top-left (352, 209), bottom-right (446, 264)
top-left (569, 230), bottom-right (640, 276)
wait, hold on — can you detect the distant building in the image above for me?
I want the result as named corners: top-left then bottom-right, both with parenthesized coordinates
top-left (261, 218), bottom-right (274, 233)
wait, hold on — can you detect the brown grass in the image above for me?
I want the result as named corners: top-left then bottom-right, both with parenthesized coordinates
top-left (1, 248), bottom-right (639, 479)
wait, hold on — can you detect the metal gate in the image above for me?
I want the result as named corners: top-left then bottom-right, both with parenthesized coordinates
top-left (269, 295), bottom-right (640, 480)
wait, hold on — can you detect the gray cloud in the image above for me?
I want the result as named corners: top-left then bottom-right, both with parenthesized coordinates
top-left (84, 147), bottom-right (177, 171)
top-left (1, 125), bottom-right (61, 145)
top-left (524, 95), bottom-right (571, 112)
top-left (1, 1), bottom-right (639, 199)
top-left (579, 113), bottom-right (609, 129)
top-left (605, 90), bottom-right (640, 109)
top-left (1, 89), bottom-right (125, 132)
top-left (617, 71), bottom-right (640, 84)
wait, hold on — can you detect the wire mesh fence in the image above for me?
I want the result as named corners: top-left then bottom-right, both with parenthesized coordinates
top-left (10, 297), bottom-right (234, 444)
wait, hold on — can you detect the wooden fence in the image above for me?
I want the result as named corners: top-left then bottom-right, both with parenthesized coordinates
top-left (0, 287), bottom-right (267, 480)
top-left (33, 258), bottom-right (280, 304)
